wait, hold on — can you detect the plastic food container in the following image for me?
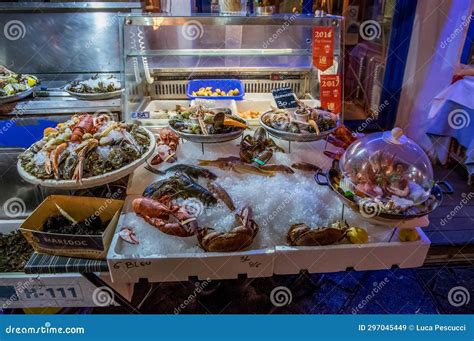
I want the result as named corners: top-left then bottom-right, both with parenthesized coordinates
top-left (235, 99), bottom-right (275, 125)
top-left (339, 127), bottom-right (434, 206)
top-left (187, 79), bottom-right (245, 100)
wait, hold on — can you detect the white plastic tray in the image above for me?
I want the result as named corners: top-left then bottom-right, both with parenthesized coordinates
top-left (141, 100), bottom-right (191, 127)
top-left (111, 138), bottom-right (430, 283)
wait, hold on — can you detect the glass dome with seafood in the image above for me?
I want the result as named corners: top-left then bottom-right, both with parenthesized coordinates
top-left (339, 127), bottom-right (434, 208)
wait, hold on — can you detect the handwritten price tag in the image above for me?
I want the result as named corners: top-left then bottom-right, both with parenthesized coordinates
top-left (312, 27), bottom-right (334, 71)
top-left (320, 74), bottom-right (341, 114)
top-left (240, 256), bottom-right (262, 269)
top-left (271, 87), bottom-right (298, 109)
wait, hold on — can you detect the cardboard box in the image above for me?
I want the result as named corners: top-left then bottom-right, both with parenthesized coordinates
top-left (0, 220), bottom-right (131, 309)
top-left (20, 195), bottom-right (123, 260)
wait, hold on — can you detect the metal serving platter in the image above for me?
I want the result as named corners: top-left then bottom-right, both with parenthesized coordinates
top-left (0, 87), bottom-right (34, 105)
top-left (64, 84), bottom-right (123, 100)
top-left (259, 111), bottom-right (336, 142)
top-left (169, 125), bottom-right (245, 144)
top-left (315, 167), bottom-right (453, 221)
top-left (17, 128), bottom-right (156, 190)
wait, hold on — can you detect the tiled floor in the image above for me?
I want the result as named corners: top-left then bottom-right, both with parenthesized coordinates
top-left (92, 266), bottom-right (473, 314)
top-left (426, 164), bottom-right (474, 244)
top-left (425, 164), bottom-right (474, 263)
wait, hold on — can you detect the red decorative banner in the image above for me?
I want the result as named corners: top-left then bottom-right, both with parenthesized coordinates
top-left (312, 27), bottom-right (334, 71)
top-left (320, 74), bottom-right (341, 114)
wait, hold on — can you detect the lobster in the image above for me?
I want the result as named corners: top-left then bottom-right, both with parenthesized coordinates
top-left (71, 114), bottom-right (96, 143)
top-left (132, 196), bottom-right (198, 237)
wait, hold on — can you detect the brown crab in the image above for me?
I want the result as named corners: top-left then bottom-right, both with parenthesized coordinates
top-left (197, 206), bottom-right (259, 252)
top-left (287, 220), bottom-right (349, 246)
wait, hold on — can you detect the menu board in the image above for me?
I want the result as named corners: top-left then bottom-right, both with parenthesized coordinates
top-left (272, 87), bottom-right (298, 109)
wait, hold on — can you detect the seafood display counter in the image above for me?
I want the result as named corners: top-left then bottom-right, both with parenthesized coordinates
top-left (0, 13), bottom-right (441, 309)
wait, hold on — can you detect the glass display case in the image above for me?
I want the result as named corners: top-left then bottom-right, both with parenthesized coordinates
top-left (120, 14), bottom-right (344, 128)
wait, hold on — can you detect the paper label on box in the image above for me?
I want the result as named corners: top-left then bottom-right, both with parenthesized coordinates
top-left (31, 231), bottom-right (104, 251)
top-left (320, 74), bottom-right (341, 114)
top-left (312, 27), bottom-right (334, 71)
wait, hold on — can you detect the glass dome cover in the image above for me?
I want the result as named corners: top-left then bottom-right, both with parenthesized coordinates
top-left (339, 128), bottom-right (434, 206)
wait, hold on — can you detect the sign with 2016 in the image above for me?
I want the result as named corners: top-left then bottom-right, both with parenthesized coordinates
top-left (312, 27), bottom-right (334, 71)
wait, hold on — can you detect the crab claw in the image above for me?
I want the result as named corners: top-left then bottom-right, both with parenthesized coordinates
top-left (119, 227), bottom-right (139, 245)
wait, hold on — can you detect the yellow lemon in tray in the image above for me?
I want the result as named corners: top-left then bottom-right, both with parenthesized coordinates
top-left (346, 227), bottom-right (369, 244)
top-left (398, 229), bottom-right (420, 242)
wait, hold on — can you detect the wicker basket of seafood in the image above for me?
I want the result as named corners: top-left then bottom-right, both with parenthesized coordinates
top-left (169, 104), bottom-right (248, 144)
top-left (17, 114), bottom-right (155, 190)
top-left (64, 74), bottom-right (122, 100)
top-left (316, 128), bottom-right (453, 222)
top-left (260, 101), bottom-right (338, 142)
top-left (0, 65), bottom-right (39, 104)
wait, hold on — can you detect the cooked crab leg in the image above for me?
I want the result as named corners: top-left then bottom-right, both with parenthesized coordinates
top-left (51, 142), bottom-right (68, 179)
top-left (207, 181), bottom-right (235, 211)
top-left (44, 150), bottom-right (53, 175)
top-left (198, 115), bottom-right (209, 135)
top-left (72, 139), bottom-right (98, 182)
